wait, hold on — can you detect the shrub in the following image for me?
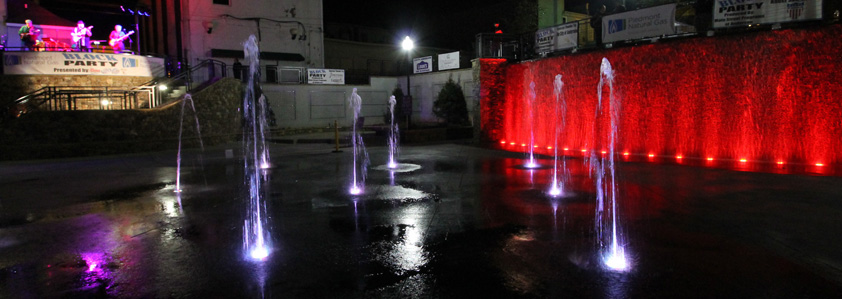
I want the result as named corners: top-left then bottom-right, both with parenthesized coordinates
top-left (433, 78), bottom-right (469, 126)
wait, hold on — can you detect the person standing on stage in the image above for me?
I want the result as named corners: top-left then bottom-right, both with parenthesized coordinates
top-left (109, 25), bottom-right (127, 53)
top-left (71, 20), bottom-right (93, 52)
top-left (18, 19), bottom-right (39, 51)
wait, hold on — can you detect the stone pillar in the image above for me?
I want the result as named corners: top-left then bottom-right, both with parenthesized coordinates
top-left (471, 58), bottom-right (508, 145)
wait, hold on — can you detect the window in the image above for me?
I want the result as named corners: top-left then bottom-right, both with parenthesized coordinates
top-left (213, 0), bottom-right (229, 5)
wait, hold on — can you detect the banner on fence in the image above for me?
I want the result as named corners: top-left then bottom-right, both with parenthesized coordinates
top-left (413, 56), bottom-right (433, 74)
top-left (713, 0), bottom-right (822, 28)
top-left (603, 4), bottom-right (676, 43)
top-left (2, 52), bottom-right (165, 76)
top-left (535, 22), bottom-right (579, 54)
top-left (307, 68), bottom-right (345, 84)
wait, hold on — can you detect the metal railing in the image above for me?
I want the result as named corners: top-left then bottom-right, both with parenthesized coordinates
top-left (11, 86), bottom-right (152, 111)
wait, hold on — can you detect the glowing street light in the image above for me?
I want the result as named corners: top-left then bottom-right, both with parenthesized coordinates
top-left (401, 36), bottom-right (414, 51)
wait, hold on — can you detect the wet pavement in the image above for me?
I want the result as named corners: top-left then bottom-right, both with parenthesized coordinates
top-left (1, 142), bottom-right (842, 298)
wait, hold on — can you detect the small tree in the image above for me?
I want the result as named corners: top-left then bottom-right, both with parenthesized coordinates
top-left (433, 79), bottom-right (470, 126)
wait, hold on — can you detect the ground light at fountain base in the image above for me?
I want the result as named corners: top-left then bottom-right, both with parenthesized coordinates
top-left (250, 246), bottom-right (270, 261)
top-left (524, 158), bottom-right (540, 169)
top-left (349, 185), bottom-right (363, 195)
top-left (548, 184), bottom-right (563, 197)
top-left (388, 161), bottom-right (398, 169)
top-left (603, 246), bottom-right (630, 272)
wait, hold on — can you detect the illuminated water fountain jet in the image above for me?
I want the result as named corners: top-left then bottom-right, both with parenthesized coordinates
top-left (548, 75), bottom-right (568, 197)
top-left (242, 35), bottom-right (272, 261)
top-left (524, 82), bottom-right (539, 169)
top-left (387, 95), bottom-right (400, 169)
top-left (591, 58), bottom-right (628, 271)
top-left (349, 88), bottom-right (369, 195)
top-left (174, 94), bottom-right (203, 193)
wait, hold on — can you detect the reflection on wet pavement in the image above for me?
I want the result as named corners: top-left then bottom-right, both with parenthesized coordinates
top-left (0, 144), bottom-right (841, 297)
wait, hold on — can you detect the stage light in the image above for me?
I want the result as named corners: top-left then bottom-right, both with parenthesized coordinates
top-left (547, 146), bottom-right (552, 149)
top-left (563, 148), bottom-right (569, 151)
top-left (500, 140), bottom-right (506, 144)
top-left (648, 154), bottom-right (655, 158)
top-left (623, 152), bottom-right (629, 156)
top-left (777, 161), bottom-right (784, 165)
top-left (676, 155), bottom-right (682, 159)
top-left (707, 157), bottom-right (714, 161)
top-left (521, 143), bottom-right (526, 146)
top-left (816, 163), bottom-right (824, 166)
top-left (510, 142), bottom-right (515, 145)
top-left (739, 159), bottom-right (747, 163)
top-left (601, 151), bottom-right (607, 154)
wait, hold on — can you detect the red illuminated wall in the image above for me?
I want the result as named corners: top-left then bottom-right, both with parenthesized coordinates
top-left (480, 25), bottom-right (842, 167)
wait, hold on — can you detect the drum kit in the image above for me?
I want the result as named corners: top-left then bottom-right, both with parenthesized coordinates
top-left (40, 37), bottom-right (71, 51)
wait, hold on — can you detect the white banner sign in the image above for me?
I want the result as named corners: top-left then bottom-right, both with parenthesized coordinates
top-left (713, 0), bottom-right (822, 28)
top-left (603, 4), bottom-right (676, 43)
top-left (307, 68), bottom-right (345, 85)
top-left (3, 52), bottom-right (165, 76)
top-left (413, 56), bottom-right (432, 74)
top-left (535, 22), bottom-right (579, 54)
top-left (438, 51), bottom-right (460, 71)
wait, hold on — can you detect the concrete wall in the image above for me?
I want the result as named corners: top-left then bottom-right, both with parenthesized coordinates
top-left (262, 68), bottom-right (475, 129)
top-left (182, 0), bottom-right (324, 68)
top-left (262, 76), bottom-right (398, 129)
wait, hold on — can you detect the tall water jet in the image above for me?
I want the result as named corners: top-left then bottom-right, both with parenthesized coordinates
top-left (387, 95), bottom-right (400, 169)
top-left (348, 88), bottom-right (369, 195)
top-left (174, 94), bottom-right (203, 193)
top-left (549, 75), bottom-right (568, 196)
top-left (591, 58), bottom-right (628, 271)
top-left (524, 82), bottom-right (539, 168)
top-left (242, 35), bottom-right (271, 261)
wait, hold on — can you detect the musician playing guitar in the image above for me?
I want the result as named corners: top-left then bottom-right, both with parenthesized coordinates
top-left (18, 19), bottom-right (40, 51)
top-left (109, 25), bottom-right (134, 54)
top-left (71, 20), bottom-right (93, 52)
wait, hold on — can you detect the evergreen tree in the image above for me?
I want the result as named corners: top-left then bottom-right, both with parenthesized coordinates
top-left (433, 79), bottom-right (470, 126)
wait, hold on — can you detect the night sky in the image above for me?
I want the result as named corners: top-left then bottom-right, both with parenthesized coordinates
top-left (29, 0), bottom-right (600, 52)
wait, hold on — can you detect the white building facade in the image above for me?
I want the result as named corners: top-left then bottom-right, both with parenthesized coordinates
top-left (180, 0), bottom-right (324, 69)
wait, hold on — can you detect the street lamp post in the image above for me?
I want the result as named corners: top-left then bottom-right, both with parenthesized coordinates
top-left (401, 36), bottom-right (414, 129)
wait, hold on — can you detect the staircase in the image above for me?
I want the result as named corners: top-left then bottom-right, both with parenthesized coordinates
top-left (4, 59), bottom-right (228, 118)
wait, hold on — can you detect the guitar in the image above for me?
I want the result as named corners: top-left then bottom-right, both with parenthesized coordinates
top-left (109, 30), bottom-right (135, 47)
top-left (72, 26), bottom-right (93, 43)
top-left (19, 28), bottom-right (41, 41)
